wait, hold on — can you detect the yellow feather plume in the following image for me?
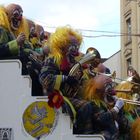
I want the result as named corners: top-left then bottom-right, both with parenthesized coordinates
top-left (131, 117), bottom-right (140, 140)
top-left (83, 78), bottom-right (105, 107)
top-left (48, 26), bottom-right (82, 66)
top-left (13, 17), bottom-right (29, 39)
top-left (0, 6), bottom-right (11, 32)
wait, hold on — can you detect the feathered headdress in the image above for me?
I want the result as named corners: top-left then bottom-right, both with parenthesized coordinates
top-left (83, 75), bottom-right (110, 107)
top-left (0, 6), bottom-right (11, 32)
top-left (4, 4), bottom-right (29, 38)
top-left (48, 26), bottom-right (82, 66)
top-left (13, 17), bottom-right (29, 38)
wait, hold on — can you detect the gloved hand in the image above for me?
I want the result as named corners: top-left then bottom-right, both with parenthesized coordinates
top-left (113, 98), bottom-right (124, 113)
top-left (16, 33), bottom-right (26, 47)
top-left (65, 76), bottom-right (78, 87)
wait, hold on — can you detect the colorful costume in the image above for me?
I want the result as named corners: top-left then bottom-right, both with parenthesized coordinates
top-left (116, 66), bottom-right (140, 118)
top-left (39, 26), bottom-right (82, 95)
top-left (0, 4), bottom-right (33, 74)
top-left (0, 6), bottom-right (19, 58)
top-left (82, 75), bottom-right (130, 140)
top-left (39, 26), bottom-right (96, 133)
top-left (39, 27), bottom-right (119, 136)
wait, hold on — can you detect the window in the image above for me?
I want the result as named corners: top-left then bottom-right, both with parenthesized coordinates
top-left (126, 18), bottom-right (131, 42)
top-left (126, 58), bottom-right (132, 76)
top-left (127, 58), bottom-right (131, 68)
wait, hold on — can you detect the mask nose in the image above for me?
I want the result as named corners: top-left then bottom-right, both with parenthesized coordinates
top-left (17, 15), bottom-right (22, 20)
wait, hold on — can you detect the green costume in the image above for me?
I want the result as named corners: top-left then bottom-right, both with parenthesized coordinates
top-left (0, 27), bottom-right (19, 58)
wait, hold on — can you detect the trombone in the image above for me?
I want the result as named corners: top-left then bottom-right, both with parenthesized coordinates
top-left (89, 68), bottom-right (140, 85)
top-left (66, 49), bottom-right (101, 97)
top-left (120, 98), bottom-right (140, 106)
top-left (87, 66), bottom-right (140, 106)
top-left (68, 48), bottom-right (140, 105)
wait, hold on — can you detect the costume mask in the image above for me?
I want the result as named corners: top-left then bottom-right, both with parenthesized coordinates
top-left (103, 78), bottom-right (116, 104)
top-left (28, 20), bottom-right (36, 37)
top-left (67, 36), bottom-right (80, 57)
top-left (94, 75), bottom-right (115, 100)
top-left (40, 30), bottom-right (45, 42)
top-left (68, 44), bottom-right (79, 57)
top-left (36, 25), bottom-right (45, 42)
top-left (6, 4), bottom-right (23, 31)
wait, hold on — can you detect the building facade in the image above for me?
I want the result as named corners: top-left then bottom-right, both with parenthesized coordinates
top-left (121, 0), bottom-right (140, 78)
top-left (103, 50), bottom-right (121, 82)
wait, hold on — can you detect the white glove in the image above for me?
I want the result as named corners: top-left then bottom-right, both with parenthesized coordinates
top-left (113, 98), bottom-right (124, 113)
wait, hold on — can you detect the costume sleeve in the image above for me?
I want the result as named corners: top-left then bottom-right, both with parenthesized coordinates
top-left (92, 102), bottom-right (118, 127)
top-left (117, 110), bottom-right (131, 134)
top-left (96, 109), bottom-right (117, 126)
top-left (0, 27), bottom-right (19, 57)
top-left (8, 40), bottom-right (18, 55)
top-left (39, 58), bottom-right (63, 92)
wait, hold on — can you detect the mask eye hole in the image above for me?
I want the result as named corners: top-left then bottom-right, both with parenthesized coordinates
top-left (69, 45), bottom-right (78, 51)
top-left (71, 46), bottom-right (76, 50)
top-left (30, 27), bottom-right (35, 32)
top-left (104, 83), bottom-right (113, 93)
top-left (13, 10), bottom-right (19, 16)
top-left (13, 10), bottom-right (23, 18)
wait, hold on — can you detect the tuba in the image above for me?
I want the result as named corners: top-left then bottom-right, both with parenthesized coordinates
top-left (69, 47), bottom-right (101, 76)
top-left (66, 47), bottom-right (101, 97)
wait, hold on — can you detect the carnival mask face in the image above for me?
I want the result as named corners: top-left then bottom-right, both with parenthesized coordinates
top-left (95, 75), bottom-right (114, 100)
top-left (39, 30), bottom-right (45, 42)
top-left (68, 44), bottom-right (79, 57)
top-left (67, 35), bottom-right (80, 57)
top-left (30, 26), bottom-right (36, 37)
top-left (10, 8), bottom-right (23, 30)
top-left (104, 82), bottom-right (115, 96)
top-left (103, 80), bottom-right (116, 104)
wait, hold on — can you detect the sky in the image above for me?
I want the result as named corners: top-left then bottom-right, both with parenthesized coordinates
top-left (1, 0), bottom-right (120, 58)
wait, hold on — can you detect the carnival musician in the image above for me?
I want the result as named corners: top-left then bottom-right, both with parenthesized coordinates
top-left (81, 74), bottom-right (131, 140)
top-left (39, 26), bottom-right (82, 96)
